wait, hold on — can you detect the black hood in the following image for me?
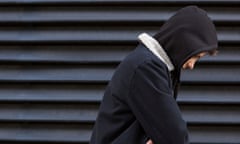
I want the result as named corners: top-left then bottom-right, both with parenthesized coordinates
top-left (153, 6), bottom-right (218, 70)
top-left (153, 6), bottom-right (218, 98)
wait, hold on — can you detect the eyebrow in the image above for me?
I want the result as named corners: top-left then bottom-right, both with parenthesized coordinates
top-left (194, 54), bottom-right (204, 60)
top-left (195, 54), bottom-right (202, 58)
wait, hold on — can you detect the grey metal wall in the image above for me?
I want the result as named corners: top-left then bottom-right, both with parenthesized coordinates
top-left (0, 0), bottom-right (239, 144)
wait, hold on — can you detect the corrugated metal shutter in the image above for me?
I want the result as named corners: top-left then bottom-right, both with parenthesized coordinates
top-left (0, 0), bottom-right (239, 143)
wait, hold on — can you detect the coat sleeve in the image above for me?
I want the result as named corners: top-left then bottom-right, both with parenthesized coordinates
top-left (126, 60), bottom-right (189, 144)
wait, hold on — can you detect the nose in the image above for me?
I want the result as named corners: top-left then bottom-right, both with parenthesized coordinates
top-left (187, 62), bottom-right (195, 69)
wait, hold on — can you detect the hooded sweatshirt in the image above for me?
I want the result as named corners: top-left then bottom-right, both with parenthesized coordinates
top-left (90, 6), bottom-right (218, 144)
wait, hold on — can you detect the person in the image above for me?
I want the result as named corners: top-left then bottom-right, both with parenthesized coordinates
top-left (90, 6), bottom-right (218, 144)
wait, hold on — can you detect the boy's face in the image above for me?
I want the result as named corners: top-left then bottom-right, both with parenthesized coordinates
top-left (182, 52), bottom-right (207, 70)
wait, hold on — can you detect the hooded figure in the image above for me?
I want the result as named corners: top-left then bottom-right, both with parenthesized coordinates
top-left (90, 6), bottom-right (218, 144)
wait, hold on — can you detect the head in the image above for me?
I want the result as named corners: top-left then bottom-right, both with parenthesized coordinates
top-left (154, 6), bottom-right (218, 71)
top-left (153, 6), bottom-right (218, 98)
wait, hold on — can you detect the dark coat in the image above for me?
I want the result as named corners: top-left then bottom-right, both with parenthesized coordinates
top-left (90, 6), bottom-right (218, 144)
top-left (90, 44), bottom-right (188, 144)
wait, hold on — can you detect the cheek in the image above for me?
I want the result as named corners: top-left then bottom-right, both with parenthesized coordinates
top-left (183, 58), bottom-right (197, 68)
top-left (189, 57), bottom-right (198, 64)
top-left (182, 61), bottom-right (190, 68)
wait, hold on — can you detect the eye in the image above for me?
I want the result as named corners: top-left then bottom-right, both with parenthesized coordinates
top-left (193, 55), bottom-right (201, 60)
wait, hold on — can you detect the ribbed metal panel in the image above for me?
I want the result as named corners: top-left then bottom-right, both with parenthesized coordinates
top-left (0, 0), bottom-right (239, 143)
